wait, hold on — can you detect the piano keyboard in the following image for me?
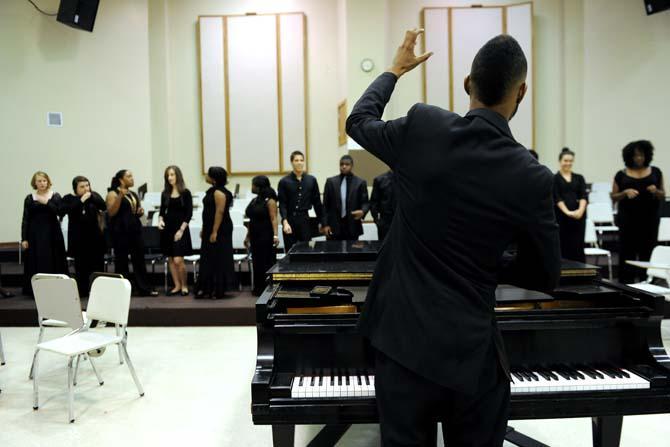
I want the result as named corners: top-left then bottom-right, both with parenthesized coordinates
top-left (289, 365), bottom-right (650, 399)
top-left (510, 365), bottom-right (650, 393)
top-left (291, 374), bottom-right (375, 398)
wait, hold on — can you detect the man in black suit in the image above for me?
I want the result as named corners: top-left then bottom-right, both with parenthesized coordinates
top-left (346, 30), bottom-right (560, 446)
top-left (370, 170), bottom-right (395, 241)
top-left (322, 155), bottom-right (370, 241)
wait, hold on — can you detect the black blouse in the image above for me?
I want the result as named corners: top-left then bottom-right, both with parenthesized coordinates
top-left (614, 166), bottom-right (664, 223)
top-left (553, 173), bottom-right (587, 211)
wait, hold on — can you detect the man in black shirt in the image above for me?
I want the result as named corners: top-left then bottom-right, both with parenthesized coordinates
top-left (347, 31), bottom-right (560, 446)
top-left (322, 155), bottom-right (370, 241)
top-left (278, 151), bottom-right (326, 252)
top-left (370, 170), bottom-right (395, 241)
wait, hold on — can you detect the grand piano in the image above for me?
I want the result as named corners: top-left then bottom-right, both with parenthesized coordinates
top-left (252, 241), bottom-right (670, 447)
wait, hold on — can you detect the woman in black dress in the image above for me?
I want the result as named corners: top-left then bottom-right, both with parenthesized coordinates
top-left (21, 171), bottom-right (68, 295)
top-left (106, 169), bottom-right (158, 296)
top-left (244, 176), bottom-right (279, 296)
top-left (195, 167), bottom-right (236, 299)
top-left (158, 165), bottom-right (193, 296)
top-left (60, 176), bottom-right (106, 296)
top-left (553, 148), bottom-right (588, 262)
top-left (611, 140), bottom-right (665, 283)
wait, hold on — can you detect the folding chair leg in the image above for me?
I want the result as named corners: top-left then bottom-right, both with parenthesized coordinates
top-left (164, 259), bottom-right (168, 293)
top-left (29, 326), bottom-right (46, 380)
top-left (67, 356), bottom-right (75, 423)
top-left (120, 342), bottom-right (144, 397)
top-left (249, 258), bottom-right (254, 293)
top-left (73, 354), bottom-right (81, 386)
top-left (116, 325), bottom-right (124, 365)
top-left (0, 330), bottom-right (5, 365)
top-left (88, 356), bottom-right (104, 386)
top-left (32, 348), bottom-right (40, 410)
top-left (607, 253), bottom-right (613, 281)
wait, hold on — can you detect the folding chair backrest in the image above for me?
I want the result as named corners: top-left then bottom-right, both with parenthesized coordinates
top-left (658, 218), bottom-right (670, 243)
top-left (590, 182), bottom-right (610, 193)
top-left (87, 277), bottom-right (132, 326)
top-left (584, 219), bottom-right (598, 245)
top-left (232, 225), bottom-right (247, 250)
top-left (587, 203), bottom-right (614, 224)
top-left (229, 209), bottom-right (245, 226)
top-left (360, 223), bottom-right (379, 241)
top-left (31, 275), bottom-right (85, 329)
top-left (647, 246), bottom-right (670, 282)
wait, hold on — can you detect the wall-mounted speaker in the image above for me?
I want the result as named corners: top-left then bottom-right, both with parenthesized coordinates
top-left (57, 0), bottom-right (100, 32)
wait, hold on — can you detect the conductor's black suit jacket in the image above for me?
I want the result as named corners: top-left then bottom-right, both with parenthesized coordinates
top-left (346, 72), bottom-right (561, 395)
top-left (323, 174), bottom-right (370, 238)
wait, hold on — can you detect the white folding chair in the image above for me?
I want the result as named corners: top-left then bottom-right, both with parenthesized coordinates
top-left (658, 217), bottom-right (670, 243)
top-left (587, 203), bottom-right (619, 233)
top-left (29, 274), bottom-right (124, 381)
top-left (229, 209), bottom-right (245, 226)
top-left (232, 225), bottom-right (251, 291)
top-left (590, 182), bottom-right (611, 194)
top-left (360, 223), bottom-right (379, 241)
top-left (588, 191), bottom-right (611, 204)
top-left (583, 219), bottom-right (612, 280)
top-left (627, 246), bottom-right (670, 301)
top-left (33, 276), bottom-right (144, 423)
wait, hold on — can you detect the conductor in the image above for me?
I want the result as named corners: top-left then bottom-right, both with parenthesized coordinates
top-left (346, 31), bottom-right (561, 446)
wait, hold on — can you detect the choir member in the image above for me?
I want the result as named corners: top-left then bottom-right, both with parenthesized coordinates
top-left (553, 148), bottom-right (587, 262)
top-left (244, 176), bottom-right (279, 296)
top-left (195, 167), bottom-right (236, 299)
top-left (611, 140), bottom-right (665, 283)
top-left (322, 155), bottom-right (369, 241)
top-left (21, 171), bottom-right (68, 295)
top-left (370, 170), bottom-right (395, 241)
top-left (106, 170), bottom-right (158, 296)
top-left (61, 176), bottom-right (106, 296)
top-left (158, 166), bottom-right (193, 296)
top-left (277, 151), bottom-right (325, 251)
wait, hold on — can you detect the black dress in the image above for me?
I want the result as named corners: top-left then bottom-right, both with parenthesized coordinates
top-left (108, 190), bottom-right (153, 295)
top-left (553, 172), bottom-right (587, 263)
top-left (195, 186), bottom-right (236, 298)
top-left (60, 192), bottom-right (106, 296)
top-left (614, 167), bottom-right (664, 283)
top-left (159, 190), bottom-right (193, 257)
top-left (21, 193), bottom-right (68, 295)
top-left (246, 196), bottom-right (277, 296)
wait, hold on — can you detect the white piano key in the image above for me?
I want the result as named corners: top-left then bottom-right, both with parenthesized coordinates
top-left (291, 376), bottom-right (301, 398)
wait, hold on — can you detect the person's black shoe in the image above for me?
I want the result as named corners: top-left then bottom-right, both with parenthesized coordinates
top-left (167, 289), bottom-right (180, 296)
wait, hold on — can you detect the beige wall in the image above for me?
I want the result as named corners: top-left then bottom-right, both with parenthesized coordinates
top-left (1, 0), bottom-right (669, 241)
top-left (0, 0), bottom-right (152, 242)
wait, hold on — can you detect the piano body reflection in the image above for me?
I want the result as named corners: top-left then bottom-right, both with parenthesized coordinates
top-left (252, 241), bottom-right (670, 446)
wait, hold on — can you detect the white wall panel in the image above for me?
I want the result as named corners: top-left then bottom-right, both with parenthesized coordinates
top-left (423, 9), bottom-right (450, 109)
top-left (279, 14), bottom-right (306, 172)
top-left (507, 3), bottom-right (534, 148)
top-left (451, 8), bottom-right (503, 115)
top-left (198, 17), bottom-right (227, 170)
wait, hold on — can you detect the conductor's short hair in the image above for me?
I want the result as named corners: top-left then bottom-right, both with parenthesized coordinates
top-left (470, 35), bottom-right (528, 106)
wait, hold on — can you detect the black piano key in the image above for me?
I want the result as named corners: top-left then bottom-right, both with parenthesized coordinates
top-left (310, 376), bottom-right (315, 386)
top-left (534, 368), bottom-right (552, 381)
top-left (364, 375), bottom-right (370, 385)
top-left (538, 366), bottom-right (559, 381)
top-left (345, 375), bottom-right (350, 386)
top-left (576, 365), bottom-right (598, 380)
top-left (357, 375), bottom-right (362, 386)
top-left (511, 371), bottom-right (525, 382)
top-left (596, 366), bottom-right (618, 379)
top-left (330, 375), bottom-right (334, 386)
top-left (602, 365), bottom-right (624, 379)
top-left (566, 366), bottom-right (585, 380)
top-left (318, 375), bottom-right (323, 386)
top-left (553, 366), bottom-right (572, 380)
top-left (299, 376), bottom-right (304, 386)
top-left (613, 366), bottom-right (630, 378)
top-left (581, 365), bottom-right (604, 379)
top-left (560, 365), bottom-right (581, 380)
top-left (523, 368), bottom-right (540, 381)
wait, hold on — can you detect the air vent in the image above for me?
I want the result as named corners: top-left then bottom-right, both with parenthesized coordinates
top-left (47, 112), bottom-right (63, 127)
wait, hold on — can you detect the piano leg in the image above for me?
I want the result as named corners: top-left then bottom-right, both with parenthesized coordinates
top-left (591, 416), bottom-right (623, 447)
top-left (307, 424), bottom-right (351, 447)
top-left (272, 425), bottom-right (295, 447)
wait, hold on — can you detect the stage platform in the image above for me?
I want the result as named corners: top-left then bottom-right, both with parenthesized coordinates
top-left (0, 287), bottom-right (256, 327)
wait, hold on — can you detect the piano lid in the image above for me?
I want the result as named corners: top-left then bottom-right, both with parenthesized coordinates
top-left (288, 240), bottom-right (381, 262)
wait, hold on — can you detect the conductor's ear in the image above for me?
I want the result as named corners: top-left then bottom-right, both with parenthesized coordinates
top-left (464, 75), bottom-right (471, 96)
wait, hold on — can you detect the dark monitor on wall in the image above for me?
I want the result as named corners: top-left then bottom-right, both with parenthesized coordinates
top-left (57, 0), bottom-right (100, 32)
top-left (644, 0), bottom-right (670, 15)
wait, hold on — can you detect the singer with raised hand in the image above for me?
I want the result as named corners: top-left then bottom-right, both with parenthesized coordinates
top-left (346, 29), bottom-right (560, 446)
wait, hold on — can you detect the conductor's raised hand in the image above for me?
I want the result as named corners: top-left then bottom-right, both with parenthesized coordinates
top-left (388, 28), bottom-right (433, 78)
